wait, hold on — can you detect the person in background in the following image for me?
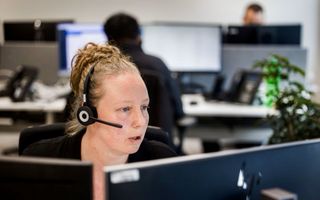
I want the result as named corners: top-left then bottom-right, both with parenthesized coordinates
top-left (103, 13), bottom-right (185, 145)
top-left (23, 43), bottom-right (177, 200)
top-left (243, 3), bottom-right (264, 25)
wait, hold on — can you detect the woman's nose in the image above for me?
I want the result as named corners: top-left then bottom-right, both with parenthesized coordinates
top-left (132, 108), bottom-right (148, 128)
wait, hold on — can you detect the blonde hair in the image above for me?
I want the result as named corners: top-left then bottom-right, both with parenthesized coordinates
top-left (66, 42), bottom-right (139, 135)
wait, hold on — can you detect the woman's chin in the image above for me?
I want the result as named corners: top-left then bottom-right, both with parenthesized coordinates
top-left (124, 145), bottom-right (141, 155)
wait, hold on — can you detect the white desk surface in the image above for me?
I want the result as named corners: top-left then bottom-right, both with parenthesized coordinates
top-left (182, 94), bottom-right (277, 118)
top-left (0, 97), bottom-right (66, 123)
top-left (0, 95), bottom-right (276, 123)
top-left (0, 97), bottom-right (66, 112)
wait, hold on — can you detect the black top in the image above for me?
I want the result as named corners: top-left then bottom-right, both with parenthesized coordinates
top-left (119, 42), bottom-right (184, 120)
top-left (22, 129), bottom-right (177, 163)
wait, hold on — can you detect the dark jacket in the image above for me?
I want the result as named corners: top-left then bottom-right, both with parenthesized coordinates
top-left (22, 129), bottom-right (177, 162)
top-left (119, 42), bottom-right (184, 120)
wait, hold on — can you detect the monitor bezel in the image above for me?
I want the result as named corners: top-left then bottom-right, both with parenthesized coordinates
top-left (224, 24), bottom-right (302, 45)
top-left (0, 156), bottom-right (93, 200)
top-left (105, 138), bottom-right (320, 200)
top-left (3, 20), bottom-right (74, 42)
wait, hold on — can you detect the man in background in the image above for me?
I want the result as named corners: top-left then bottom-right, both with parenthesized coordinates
top-left (103, 13), bottom-right (185, 148)
top-left (243, 3), bottom-right (264, 25)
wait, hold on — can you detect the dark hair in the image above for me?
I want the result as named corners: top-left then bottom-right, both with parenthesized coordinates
top-left (247, 3), bottom-right (263, 13)
top-left (103, 13), bottom-right (140, 43)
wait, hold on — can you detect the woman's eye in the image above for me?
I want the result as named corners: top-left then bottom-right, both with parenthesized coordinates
top-left (121, 107), bottom-right (130, 112)
top-left (142, 105), bottom-right (149, 111)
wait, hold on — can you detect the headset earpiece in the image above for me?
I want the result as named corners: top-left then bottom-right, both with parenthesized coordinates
top-left (76, 65), bottom-right (123, 128)
top-left (77, 66), bottom-right (96, 126)
top-left (77, 105), bottom-right (97, 126)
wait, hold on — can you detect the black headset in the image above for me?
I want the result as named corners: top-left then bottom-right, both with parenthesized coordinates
top-left (77, 66), bottom-right (123, 128)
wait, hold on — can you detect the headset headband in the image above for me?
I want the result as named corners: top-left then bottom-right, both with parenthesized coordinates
top-left (82, 66), bottom-right (95, 106)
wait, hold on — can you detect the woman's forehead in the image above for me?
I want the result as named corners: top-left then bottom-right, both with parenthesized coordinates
top-left (102, 71), bottom-right (142, 86)
top-left (100, 72), bottom-right (148, 99)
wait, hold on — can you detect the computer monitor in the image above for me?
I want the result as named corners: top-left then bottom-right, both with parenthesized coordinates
top-left (57, 23), bottom-right (107, 75)
top-left (0, 156), bottom-right (93, 200)
top-left (105, 138), bottom-right (320, 200)
top-left (141, 23), bottom-right (222, 72)
top-left (224, 24), bottom-right (302, 45)
top-left (3, 20), bottom-right (74, 42)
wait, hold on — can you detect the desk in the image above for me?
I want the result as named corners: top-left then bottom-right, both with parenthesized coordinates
top-left (182, 94), bottom-right (277, 118)
top-left (0, 97), bottom-right (66, 124)
top-left (181, 94), bottom-right (277, 149)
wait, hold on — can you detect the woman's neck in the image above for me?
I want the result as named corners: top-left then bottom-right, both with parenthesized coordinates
top-left (81, 128), bottom-right (129, 200)
top-left (81, 128), bottom-right (128, 166)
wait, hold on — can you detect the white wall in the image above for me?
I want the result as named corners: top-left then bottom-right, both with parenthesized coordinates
top-left (1, 0), bottom-right (319, 99)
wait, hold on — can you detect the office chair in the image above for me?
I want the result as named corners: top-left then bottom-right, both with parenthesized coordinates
top-left (18, 123), bottom-right (171, 155)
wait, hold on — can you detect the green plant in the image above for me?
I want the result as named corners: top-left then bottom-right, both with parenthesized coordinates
top-left (254, 54), bottom-right (304, 107)
top-left (254, 54), bottom-right (320, 144)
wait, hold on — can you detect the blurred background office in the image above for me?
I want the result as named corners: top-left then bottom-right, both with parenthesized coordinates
top-left (0, 0), bottom-right (318, 99)
top-left (1, 2), bottom-right (320, 199)
top-left (0, 0), bottom-right (319, 154)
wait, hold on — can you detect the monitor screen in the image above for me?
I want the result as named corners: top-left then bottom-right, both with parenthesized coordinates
top-left (0, 156), bottom-right (93, 200)
top-left (57, 23), bottom-right (107, 75)
top-left (105, 139), bottom-right (320, 200)
top-left (141, 23), bottom-right (222, 72)
top-left (224, 24), bottom-right (301, 45)
top-left (3, 20), bottom-right (74, 42)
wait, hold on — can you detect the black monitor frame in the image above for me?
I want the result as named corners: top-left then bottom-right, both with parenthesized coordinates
top-left (0, 156), bottom-right (93, 200)
top-left (105, 139), bottom-right (320, 200)
top-left (3, 20), bottom-right (74, 42)
top-left (224, 24), bottom-right (302, 45)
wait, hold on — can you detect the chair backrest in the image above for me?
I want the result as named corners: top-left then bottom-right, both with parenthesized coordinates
top-left (18, 123), bottom-right (66, 155)
top-left (19, 123), bottom-right (170, 155)
top-left (140, 69), bottom-right (174, 141)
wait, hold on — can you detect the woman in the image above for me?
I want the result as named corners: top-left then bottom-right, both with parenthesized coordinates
top-left (23, 43), bottom-right (177, 200)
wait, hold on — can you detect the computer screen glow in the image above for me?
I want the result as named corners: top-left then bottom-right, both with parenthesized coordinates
top-left (141, 24), bottom-right (222, 72)
top-left (58, 23), bottom-right (107, 75)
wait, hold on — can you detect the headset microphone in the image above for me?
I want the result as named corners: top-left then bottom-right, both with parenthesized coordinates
top-left (89, 116), bottom-right (123, 128)
top-left (77, 66), bottom-right (123, 129)
top-left (77, 108), bottom-right (123, 128)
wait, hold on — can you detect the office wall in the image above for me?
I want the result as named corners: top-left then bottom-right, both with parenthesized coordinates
top-left (0, 0), bottom-right (319, 99)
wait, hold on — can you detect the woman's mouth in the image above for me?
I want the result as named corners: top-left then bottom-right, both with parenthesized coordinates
top-left (129, 136), bottom-right (142, 143)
